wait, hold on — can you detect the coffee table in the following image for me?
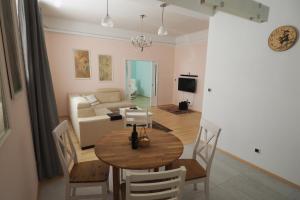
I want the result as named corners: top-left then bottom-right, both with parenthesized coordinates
top-left (119, 107), bottom-right (153, 127)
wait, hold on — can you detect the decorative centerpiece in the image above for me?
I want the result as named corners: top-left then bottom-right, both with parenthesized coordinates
top-left (138, 127), bottom-right (150, 148)
top-left (129, 126), bottom-right (151, 148)
top-left (131, 124), bottom-right (139, 149)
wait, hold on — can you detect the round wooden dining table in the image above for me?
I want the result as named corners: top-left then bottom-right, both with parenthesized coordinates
top-left (94, 128), bottom-right (184, 200)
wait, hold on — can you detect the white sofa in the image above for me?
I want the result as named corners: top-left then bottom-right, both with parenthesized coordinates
top-left (69, 88), bottom-right (134, 149)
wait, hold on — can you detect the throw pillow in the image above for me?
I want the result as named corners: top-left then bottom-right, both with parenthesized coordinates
top-left (84, 95), bottom-right (100, 106)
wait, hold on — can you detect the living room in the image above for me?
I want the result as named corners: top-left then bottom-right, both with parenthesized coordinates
top-left (0, 0), bottom-right (300, 200)
top-left (43, 4), bottom-right (208, 116)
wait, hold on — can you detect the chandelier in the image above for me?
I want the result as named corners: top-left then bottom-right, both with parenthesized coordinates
top-left (131, 15), bottom-right (152, 52)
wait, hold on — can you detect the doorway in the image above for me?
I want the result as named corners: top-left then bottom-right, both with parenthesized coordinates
top-left (125, 60), bottom-right (158, 108)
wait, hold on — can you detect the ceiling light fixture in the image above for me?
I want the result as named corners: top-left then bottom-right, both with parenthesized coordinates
top-left (101, 0), bottom-right (114, 28)
top-left (131, 15), bottom-right (152, 52)
top-left (158, 3), bottom-right (168, 36)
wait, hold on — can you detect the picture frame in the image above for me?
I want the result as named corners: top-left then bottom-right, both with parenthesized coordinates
top-left (99, 55), bottom-right (113, 81)
top-left (73, 49), bottom-right (91, 79)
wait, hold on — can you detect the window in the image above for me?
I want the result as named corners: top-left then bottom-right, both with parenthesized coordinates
top-left (0, 0), bottom-right (23, 145)
top-left (0, 0), bottom-right (22, 97)
top-left (0, 79), bottom-right (9, 145)
top-left (0, 29), bottom-right (10, 146)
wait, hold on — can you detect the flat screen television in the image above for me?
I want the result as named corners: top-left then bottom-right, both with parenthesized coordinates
top-left (178, 77), bottom-right (196, 93)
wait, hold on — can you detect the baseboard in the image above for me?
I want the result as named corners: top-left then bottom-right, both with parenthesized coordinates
top-left (217, 148), bottom-right (300, 190)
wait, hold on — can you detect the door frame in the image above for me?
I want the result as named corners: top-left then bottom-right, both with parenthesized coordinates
top-left (151, 62), bottom-right (159, 106)
top-left (125, 59), bottom-right (159, 107)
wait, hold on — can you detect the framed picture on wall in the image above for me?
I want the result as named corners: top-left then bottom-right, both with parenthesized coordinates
top-left (0, 0), bottom-right (22, 98)
top-left (73, 49), bottom-right (91, 79)
top-left (99, 55), bottom-right (113, 81)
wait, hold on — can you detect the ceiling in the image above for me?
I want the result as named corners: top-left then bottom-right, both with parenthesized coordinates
top-left (39, 0), bottom-right (209, 37)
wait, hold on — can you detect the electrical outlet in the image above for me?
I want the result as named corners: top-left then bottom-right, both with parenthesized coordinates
top-left (254, 148), bottom-right (261, 153)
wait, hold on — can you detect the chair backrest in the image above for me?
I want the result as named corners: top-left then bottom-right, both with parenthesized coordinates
top-left (193, 118), bottom-right (221, 176)
top-left (52, 120), bottom-right (78, 180)
top-left (124, 108), bottom-right (149, 127)
top-left (126, 166), bottom-right (186, 200)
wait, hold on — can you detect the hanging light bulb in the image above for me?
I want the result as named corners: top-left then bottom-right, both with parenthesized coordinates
top-left (158, 25), bottom-right (168, 36)
top-left (101, 0), bottom-right (114, 28)
top-left (158, 3), bottom-right (168, 36)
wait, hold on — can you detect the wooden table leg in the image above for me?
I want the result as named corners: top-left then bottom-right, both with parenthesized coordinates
top-left (113, 167), bottom-right (120, 200)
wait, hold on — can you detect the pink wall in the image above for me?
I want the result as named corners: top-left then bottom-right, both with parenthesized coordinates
top-left (45, 32), bottom-right (175, 116)
top-left (173, 42), bottom-right (208, 112)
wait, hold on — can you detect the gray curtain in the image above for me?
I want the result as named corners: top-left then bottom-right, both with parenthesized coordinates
top-left (18, 0), bottom-right (62, 180)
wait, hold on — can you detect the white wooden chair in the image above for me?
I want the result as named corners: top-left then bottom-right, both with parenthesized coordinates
top-left (52, 120), bottom-right (109, 200)
top-left (124, 108), bottom-right (152, 128)
top-left (122, 166), bottom-right (186, 200)
top-left (169, 119), bottom-right (221, 200)
top-left (122, 108), bottom-right (153, 181)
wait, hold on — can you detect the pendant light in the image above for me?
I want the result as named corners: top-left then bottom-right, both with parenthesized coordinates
top-left (158, 3), bottom-right (168, 36)
top-left (101, 0), bottom-right (114, 28)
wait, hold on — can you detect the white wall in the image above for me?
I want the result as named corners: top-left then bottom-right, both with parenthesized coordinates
top-left (203, 0), bottom-right (300, 186)
top-left (0, 13), bottom-right (38, 200)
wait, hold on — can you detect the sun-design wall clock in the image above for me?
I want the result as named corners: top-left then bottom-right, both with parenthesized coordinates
top-left (268, 25), bottom-right (298, 52)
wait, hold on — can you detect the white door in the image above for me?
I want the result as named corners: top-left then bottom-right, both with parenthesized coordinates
top-left (151, 62), bottom-right (158, 106)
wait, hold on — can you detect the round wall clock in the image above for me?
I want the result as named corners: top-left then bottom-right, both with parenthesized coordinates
top-left (268, 25), bottom-right (298, 52)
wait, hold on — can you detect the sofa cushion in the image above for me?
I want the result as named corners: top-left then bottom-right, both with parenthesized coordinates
top-left (96, 88), bottom-right (120, 93)
top-left (94, 108), bottom-right (112, 116)
top-left (84, 94), bottom-right (100, 106)
top-left (78, 108), bottom-right (96, 118)
top-left (72, 96), bottom-right (91, 109)
top-left (78, 102), bottom-right (91, 109)
top-left (93, 101), bottom-right (134, 110)
top-left (95, 91), bottom-right (121, 103)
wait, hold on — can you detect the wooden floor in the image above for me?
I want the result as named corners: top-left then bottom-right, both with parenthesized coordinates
top-left (65, 106), bottom-right (201, 162)
top-left (151, 107), bottom-right (201, 145)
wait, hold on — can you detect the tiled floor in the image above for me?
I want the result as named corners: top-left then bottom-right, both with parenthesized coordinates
top-left (39, 143), bottom-right (300, 200)
top-left (39, 108), bottom-right (299, 200)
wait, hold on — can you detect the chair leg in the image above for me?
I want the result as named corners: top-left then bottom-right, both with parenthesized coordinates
top-left (121, 169), bottom-right (125, 182)
top-left (71, 187), bottom-right (76, 197)
top-left (204, 179), bottom-right (209, 200)
top-left (102, 183), bottom-right (108, 200)
top-left (106, 180), bottom-right (109, 192)
top-left (65, 185), bottom-right (71, 200)
top-left (193, 183), bottom-right (198, 191)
